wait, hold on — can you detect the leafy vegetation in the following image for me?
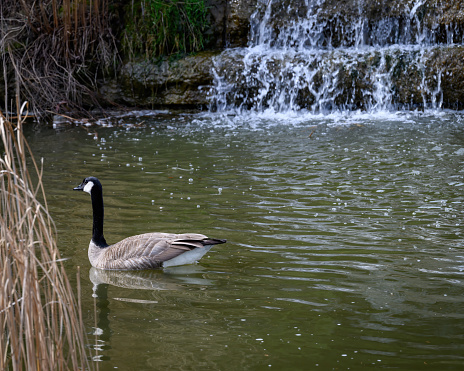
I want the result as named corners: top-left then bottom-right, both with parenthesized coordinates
top-left (122, 0), bottom-right (210, 59)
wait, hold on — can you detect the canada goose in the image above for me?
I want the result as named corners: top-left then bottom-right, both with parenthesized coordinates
top-left (73, 176), bottom-right (226, 270)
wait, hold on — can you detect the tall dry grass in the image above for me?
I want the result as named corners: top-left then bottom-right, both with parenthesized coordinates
top-left (0, 103), bottom-right (91, 370)
top-left (0, 0), bottom-right (116, 116)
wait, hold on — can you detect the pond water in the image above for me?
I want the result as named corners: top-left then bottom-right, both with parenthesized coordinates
top-left (26, 110), bottom-right (464, 370)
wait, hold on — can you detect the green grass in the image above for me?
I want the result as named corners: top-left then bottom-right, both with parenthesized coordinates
top-left (122, 0), bottom-right (210, 59)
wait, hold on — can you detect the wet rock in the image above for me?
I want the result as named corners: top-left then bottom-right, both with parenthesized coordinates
top-left (204, 0), bottom-right (228, 49)
top-left (100, 51), bottom-right (220, 107)
top-left (426, 46), bottom-right (464, 109)
top-left (256, 0), bottom-right (464, 46)
top-left (226, 0), bottom-right (259, 47)
top-left (209, 44), bottom-right (464, 111)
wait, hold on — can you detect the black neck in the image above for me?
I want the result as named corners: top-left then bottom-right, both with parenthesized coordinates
top-left (90, 185), bottom-right (108, 248)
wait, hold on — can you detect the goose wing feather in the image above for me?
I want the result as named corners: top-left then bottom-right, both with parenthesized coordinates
top-left (94, 233), bottom-right (213, 270)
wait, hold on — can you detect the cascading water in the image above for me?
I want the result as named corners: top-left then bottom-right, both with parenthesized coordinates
top-left (208, 0), bottom-right (462, 115)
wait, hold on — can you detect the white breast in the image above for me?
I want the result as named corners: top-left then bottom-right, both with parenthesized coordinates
top-left (162, 245), bottom-right (213, 267)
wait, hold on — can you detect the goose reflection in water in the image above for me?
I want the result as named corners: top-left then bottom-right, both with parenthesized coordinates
top-left (90, 265), bottom-right (214, 294)
top-left (89, 265), bottom-right (215, 362)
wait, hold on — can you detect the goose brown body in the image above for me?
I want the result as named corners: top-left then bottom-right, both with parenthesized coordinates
top-left (88, 232), bottom-right (224, 270)
top-left (74, 177), bottom-right (226, 270)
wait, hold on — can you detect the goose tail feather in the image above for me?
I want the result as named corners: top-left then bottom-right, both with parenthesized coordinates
top-left (172, 238), bottom-right (227, 250)
top-left (202, 238), bottom-right (227, 246)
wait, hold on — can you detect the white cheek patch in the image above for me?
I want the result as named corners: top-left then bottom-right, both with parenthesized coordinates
top-left (83, 181), bottom-right (94, 194)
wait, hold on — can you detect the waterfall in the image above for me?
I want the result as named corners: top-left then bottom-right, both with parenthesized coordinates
top-left (208, 0), bottom-right (461, 115)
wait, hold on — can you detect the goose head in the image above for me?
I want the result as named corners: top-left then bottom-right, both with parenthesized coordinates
top-left (73, 176), bottom-right (102, 194)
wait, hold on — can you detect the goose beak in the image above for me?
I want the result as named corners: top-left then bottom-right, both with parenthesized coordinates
top-left (73, 182), bottom-right (84, 191)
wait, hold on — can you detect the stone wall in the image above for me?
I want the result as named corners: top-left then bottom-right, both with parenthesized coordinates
top-left (100, 51), bottom-right (220, 107)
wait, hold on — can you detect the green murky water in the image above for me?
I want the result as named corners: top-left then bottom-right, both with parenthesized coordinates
top-left (26, 111), bottom-right (464, 370)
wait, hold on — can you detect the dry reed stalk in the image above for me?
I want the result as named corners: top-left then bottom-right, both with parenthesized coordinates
top-left (0, 103), bottom-right (91, 370)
